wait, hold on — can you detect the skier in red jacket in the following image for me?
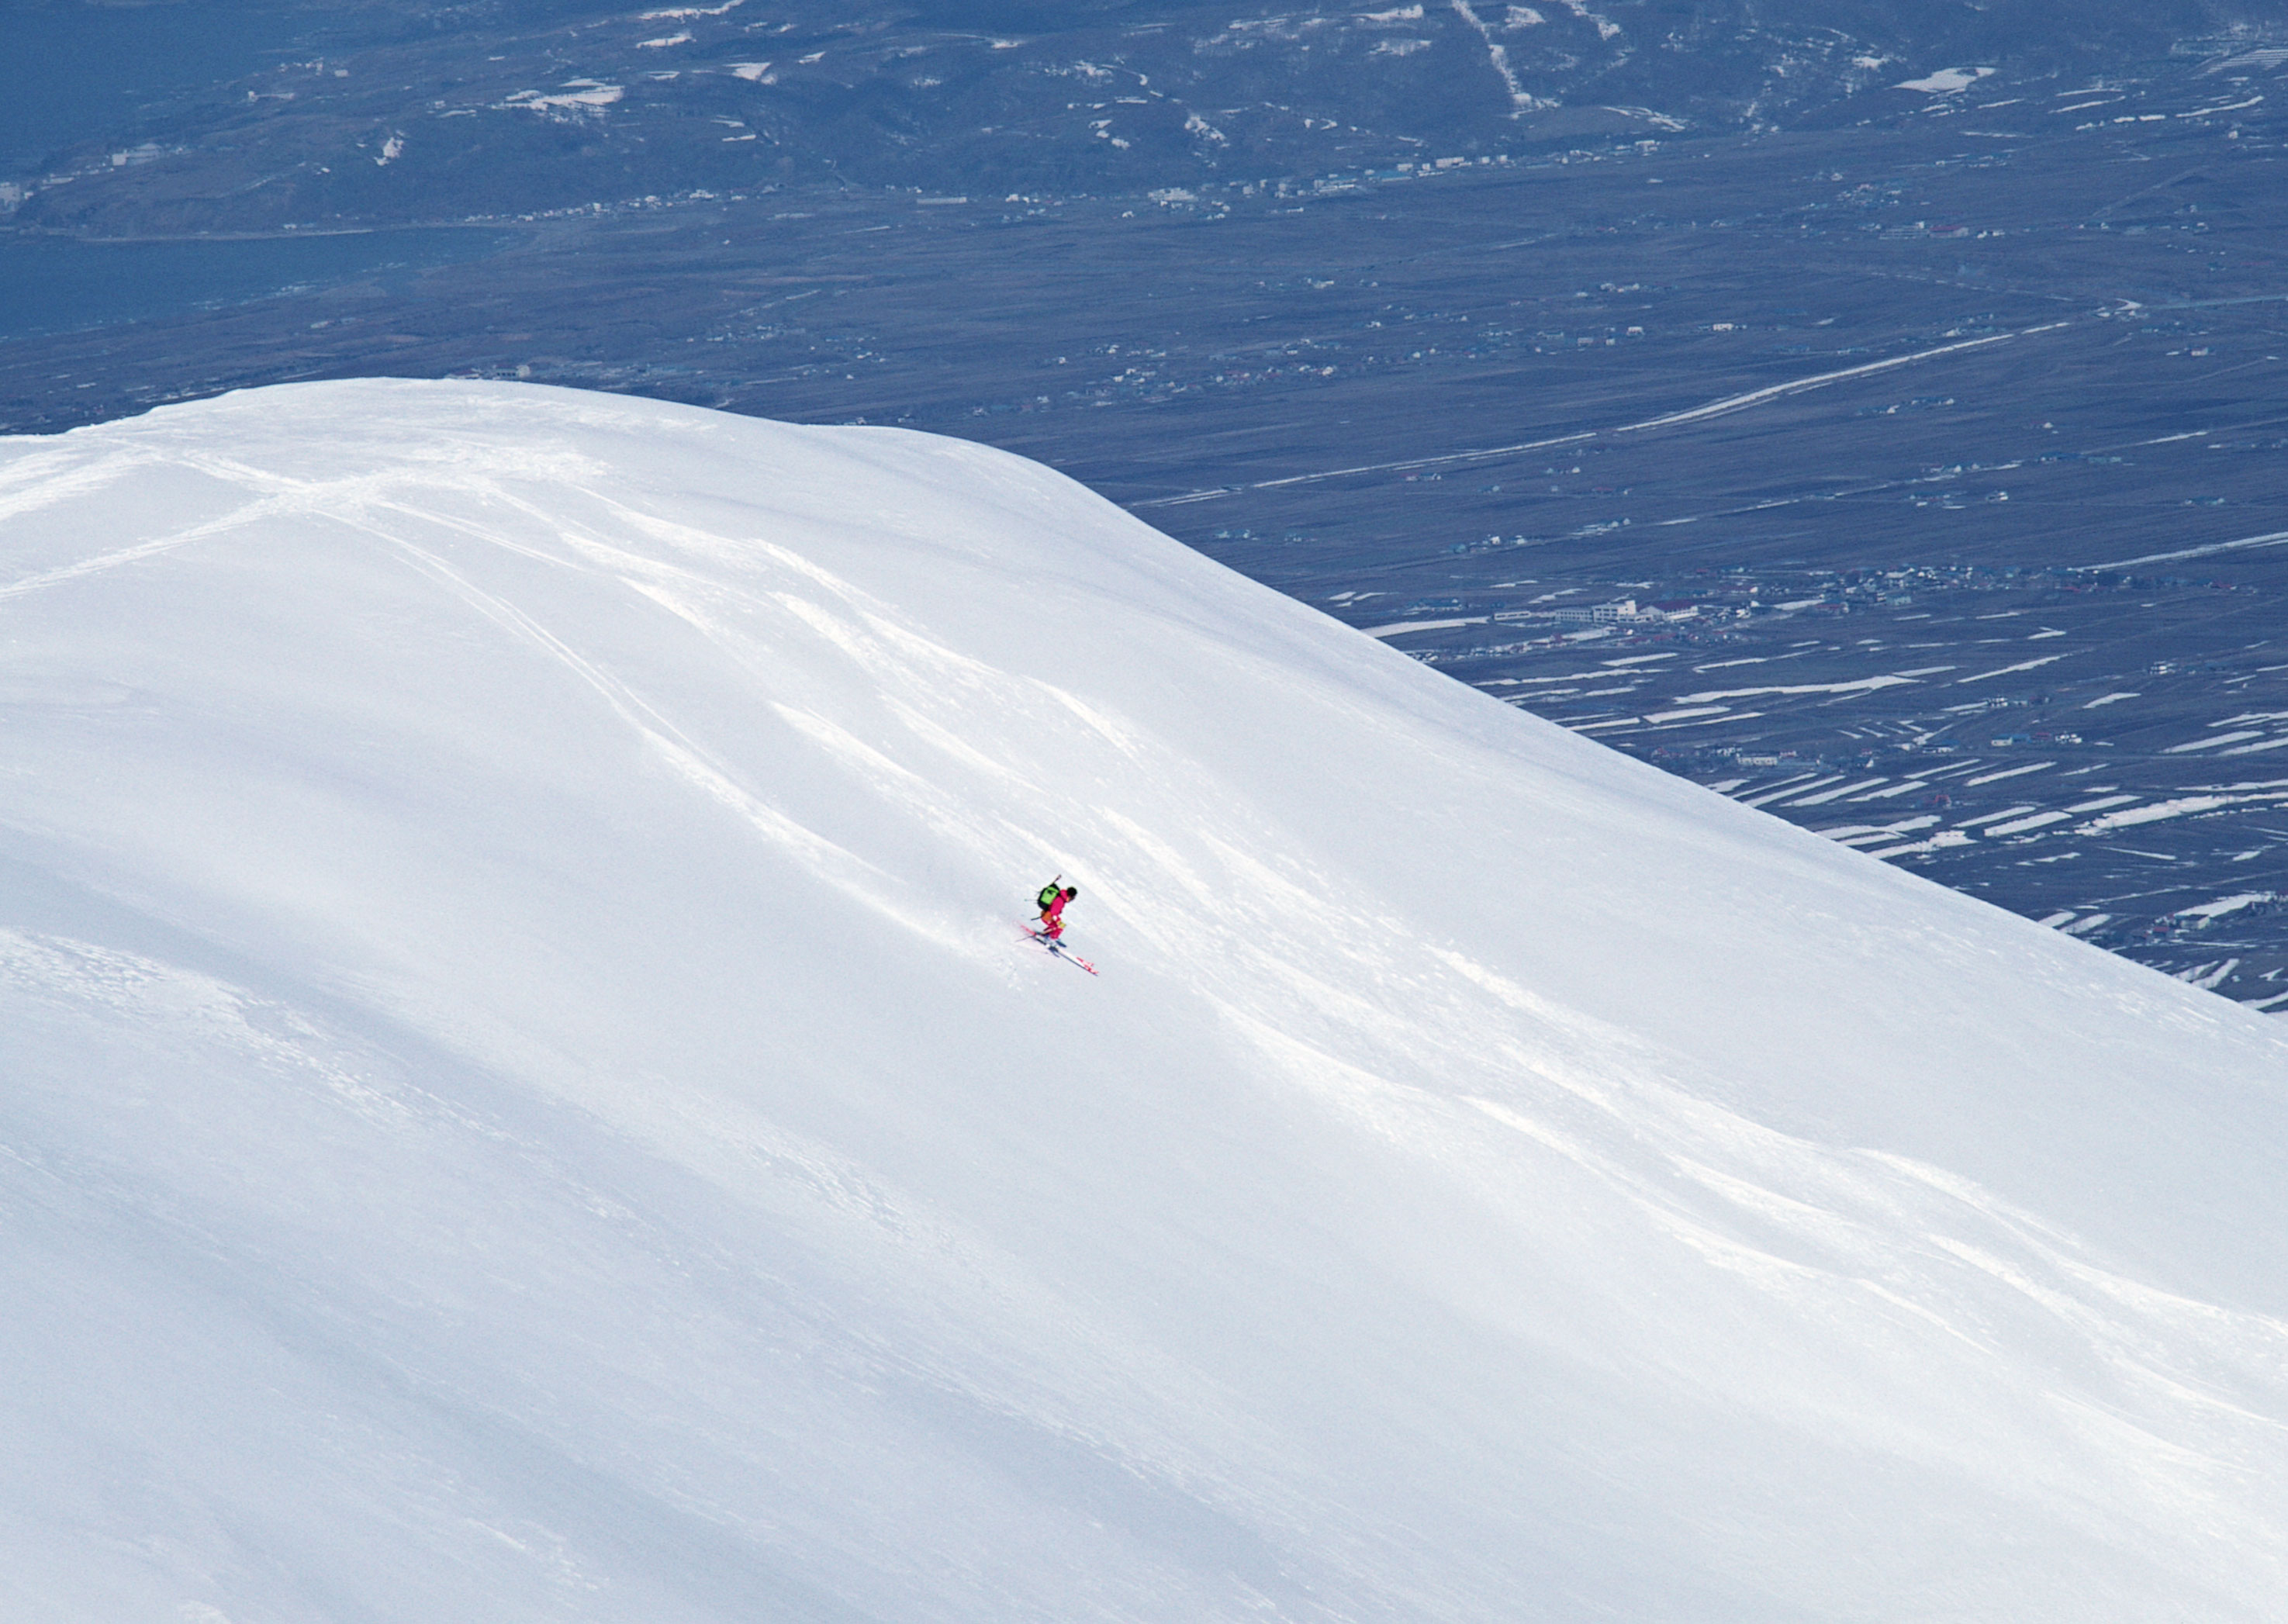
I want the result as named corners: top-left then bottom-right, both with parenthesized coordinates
top-left (1036, 878), bottom-right (1077, 941)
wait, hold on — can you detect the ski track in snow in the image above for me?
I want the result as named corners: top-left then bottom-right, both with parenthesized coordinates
top-left (3, 379), bottom-right (2288, 1621)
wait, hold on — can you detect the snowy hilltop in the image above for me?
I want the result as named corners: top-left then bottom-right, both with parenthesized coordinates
top-left (4, 379), bottom-right (2286, 1622)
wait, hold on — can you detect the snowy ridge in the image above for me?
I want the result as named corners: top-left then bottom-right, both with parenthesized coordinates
top-left (4, 380), bottom-right (2287, 1622)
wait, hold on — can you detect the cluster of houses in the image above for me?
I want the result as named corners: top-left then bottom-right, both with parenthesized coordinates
top-left (1546, 597), bottom-right (1702, 627)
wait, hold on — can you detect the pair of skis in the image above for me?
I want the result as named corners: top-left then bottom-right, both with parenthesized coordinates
top-left (1023, 924), bottom-right (1097, 976)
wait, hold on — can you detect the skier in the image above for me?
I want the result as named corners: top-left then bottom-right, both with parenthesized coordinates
top-left (1036, 877), bottom-right (1078, 941)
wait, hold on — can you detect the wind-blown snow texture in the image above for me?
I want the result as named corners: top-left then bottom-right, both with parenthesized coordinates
top-left (4, 380), bottom-right (2286, 1622)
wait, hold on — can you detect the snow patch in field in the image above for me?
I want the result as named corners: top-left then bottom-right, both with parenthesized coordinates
top-left (500, 81), bottom-right (624, 113)
top-left (2079, 793), bottom-right (2288, 832)
top-left (1956, 653), bottom-right (2062, 684)
top-left (1898, 67), bottom-right (1996, 93)
top-left (2167, 730), bottom-right (2266, 753)
top-left (1983, 810), bottom-right (2071, 838)
top-left (2178, 893), bottom-right (2275, 921)
top-left (1363, 615), bottom-right (1484, 635)
top-left (1965, 761), bottom-right (2054, 786)
top-left (1682, 673), bottom-right (1919, 703)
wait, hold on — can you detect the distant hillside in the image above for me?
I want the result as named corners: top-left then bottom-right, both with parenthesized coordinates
top-left (6, 0), bottom-right (2276, 232)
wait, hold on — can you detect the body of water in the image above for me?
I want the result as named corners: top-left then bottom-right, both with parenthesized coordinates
top-left (0, 228), bottom-right (520, 342)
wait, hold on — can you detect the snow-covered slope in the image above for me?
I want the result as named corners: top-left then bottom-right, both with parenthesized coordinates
top-left (5, 380), bottom-right (2286, 1622)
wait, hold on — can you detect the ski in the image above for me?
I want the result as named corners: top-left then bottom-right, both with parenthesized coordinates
top-left (1023, 924), bottom-right (1098, 976)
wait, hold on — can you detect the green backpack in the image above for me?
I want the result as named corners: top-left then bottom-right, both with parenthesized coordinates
top-left (1037, 883), bottom-right (1063, 911)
